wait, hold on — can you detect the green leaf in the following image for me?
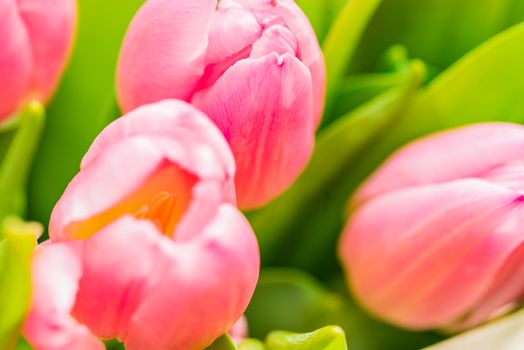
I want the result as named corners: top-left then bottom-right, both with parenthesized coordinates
top-left (105, 339), bottom-right (125, 350)
top-left (424, 309), bottom-right (524, 350)
top-left (206, 334), bottom-right (238, 350)
top-left (247, 60), bottom-right (424, 272)
top-left (245, 269), bottom-right (344, 339)
top-left (0, 102), bottom-right (45, 228)
top-left (239, 339), bottom-right (267, 350)
top-left (14, 337), bottom-right (32, 350)
top-left (28, 0), bottom-right (143, 228)
top-left (295, 0), bottom-right (346, 42)
top-left (0, 218), bottom-right (41, 349)
top-left (350, 0), bottom-right (524, 73)
top-left (246, 269), bottom-right (442, 350)
top-left (266, 326), bottom-right (347, 350)
top-left (332, 71), bottom-right (408, 117)
top-left (322, 0), bottom-right (383, 123)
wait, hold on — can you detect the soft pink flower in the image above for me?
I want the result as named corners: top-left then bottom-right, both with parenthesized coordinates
top-left (23, 100), bottom-right (260, 350)
top-left (339, 123), bottom-right (524, 331)
top-left (0, 0), bottom-right (76, 121)
top-left (117, 0), bottom-right (325, 209)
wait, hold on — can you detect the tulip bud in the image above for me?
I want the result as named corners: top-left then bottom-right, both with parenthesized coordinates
top-left (0, 0), bottom-right (76, 121)
top-left (23, 100), bottom-right (260, 350)
top-left (339, 123), bottom-right (524, 331)
top-left (117, 0), bottom-right (325, 209)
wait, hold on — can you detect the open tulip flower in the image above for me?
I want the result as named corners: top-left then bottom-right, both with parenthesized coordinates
top-left (340, 123), bottom-right (524, 331)
top-left (117, 0), bottom-right (325, 209)
top-left (23, 100), bottom-right (260, 350)
top-left (0, 0), bottom-right (76, 121)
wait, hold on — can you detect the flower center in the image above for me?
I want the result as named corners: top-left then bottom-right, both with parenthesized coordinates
top-left (133, 191), bottom-right (179, 236)
top-left (65, 163), bottom-right (196, 239)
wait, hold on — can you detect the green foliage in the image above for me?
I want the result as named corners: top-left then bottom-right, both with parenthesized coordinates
top-left (105, 339), bottom-right (125, 350)
top-left (350, 0), bottom-right (524, 73)
top-left (0, 218), bottom-right (40, 349)
top-left (13, 337), bottom-right (32, 350)
top-left (322, 0), bottom-right (383, 122)
top-left (239, 339), bottom-right (267, 350)
top-left (207, 326), bottom-right (348, 350)
top-left (245, 269), bottom-right (343, 337)
top-left (207, 334), bottom-right (239, 350)
top-left (265, 326), bottom-right (347, 350)
top-left (295, 0), bottom-right (346, 43)
top-left (0, 103), bottom-right (44, 230)
top-left (245, 269), bottom-right (442, 350)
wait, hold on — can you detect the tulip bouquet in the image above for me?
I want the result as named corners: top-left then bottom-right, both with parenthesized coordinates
top-left (2, 0), bottom-right (524, 349)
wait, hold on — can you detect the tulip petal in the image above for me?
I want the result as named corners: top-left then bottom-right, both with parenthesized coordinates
top-left (237, 0), bottom-right (325, 123)
top-left (0, 0), bottom-right (31, 119)
top-left (81, 100), bottom-right (235, 183)
top-left (17, 0), bottom-right (76, 101)
top-left (453, 240), bottom-right (524, 330)
top-left (70, 217), bottom-right (162, 340)
top-left (206, 7), bottom-right (262, 66)
top-left (342, 179), bottom-right (524, 328)
top-left (23, 242), bottom-right (104, 350)
top-left (193, 53), bottom-right (314, 208)
top-left (117, 0), bottom-right (216, 112)
top-left (250, 25), bottom-right (298, 59)
top-left (126, 204), bottom-right (259, 350)
top-left (51, 100), bottom-right (238, 241)
top-left (50, 136), bottom-right (168, 240)
top-left (72, 204), bottom-right (259, 350)
top-left (356, 123), bottom-right (524, 204)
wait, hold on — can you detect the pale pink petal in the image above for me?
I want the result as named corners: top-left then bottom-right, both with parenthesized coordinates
top-left (250, 25), bottom-right (298, 59)
top-left (193, 53), bottom-right (314, 209)
top-left (23, 242), bottom-right (104, 350)
top-left (71, 217), bottom-right (166, 340)
top-left (0, 0), bottom-right (31, 120)
top-left (194, 7), bottom-right (263, 92)
top-left (452, 240), bottom-right (524, 330)
top-left (206, 7), bottom-right (262, 65)
top-left (71, 205), bottom-right (259, 350)
top-left (81, 100), bottom-right (235, 183)
top-left (18, 0), bottom-right (76, 101)
top-left (356, 123), bottom-right (524, 204)
top-left (125, 204), bottom-right (259, 350)
top-left (49, 136), bottom-right (167, 240)
top-left (342, 179), bottom-right (524, 329)
top-left (117, 0), bottom-right (216, 112)
top-left (236, 0), bottom-right (325, 123)
top-left (51, 100), bottom-right (237, 241)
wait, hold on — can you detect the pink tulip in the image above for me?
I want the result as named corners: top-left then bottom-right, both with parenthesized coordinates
top-left (23, 100), bottom-right (260, 350)
top-left (0, 0), bottom-right (76, 121)
top-left (117, 0), bottom-right (325, 209)
top-left (339, 123), bottom-right (524, 331)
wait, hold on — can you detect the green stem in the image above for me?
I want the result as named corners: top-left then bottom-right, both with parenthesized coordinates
top-left (0, 217), bottom-right (40, 350)
top-left (0, 102), bottom-right (45, 230)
